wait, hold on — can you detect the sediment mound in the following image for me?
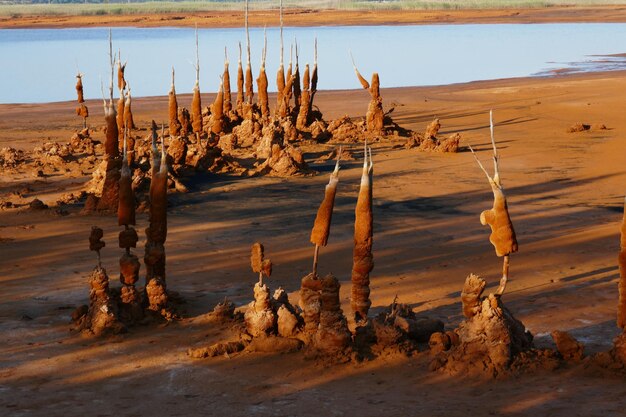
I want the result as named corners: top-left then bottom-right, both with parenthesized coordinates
top-left (430, 274), bottom-right (533, 378)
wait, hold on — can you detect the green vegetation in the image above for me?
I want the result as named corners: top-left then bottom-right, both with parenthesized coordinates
top-left (1, 0), bottom-right (626, 17)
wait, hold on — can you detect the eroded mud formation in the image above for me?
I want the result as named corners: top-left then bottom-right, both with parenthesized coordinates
top-left (469, 111), bottom-right (518, 295)
top-left (351, 145), bottom-right (373, 323)
top-left (404, 118), bottom-right (461, 153)
top-left (117, 134), bottom-right (143, 323)
top-left (75, 72), bottom-right (88, 128)
top-left (351, 56), bottom-right (384, 134)
top-left (73, 227), bottom-right (125, 336)
top-left (430, 274), bottom-right (533, 377)
top-left (312, 273), bottom-right (352, 354)
top-left (73, 133), bottom-right (178, 335)
top-left (144, 134), bottom-right (169, 313)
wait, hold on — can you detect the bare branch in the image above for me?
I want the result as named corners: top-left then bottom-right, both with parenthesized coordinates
top-left (468, 144), bottom-right (492, 182)
top-left (194, 24), bottom-right (200, 83)
top-left (333, 146), bottom-right (342, 175)
top-left (279, 0), bottom-right (284, 66)
top-left (489, 109), bottom-right (501, 182)
top-left (261, 26), bottom-right (267, 68)
top-left (245, 0), bottom-right (251, 66)
top-left (160, 123), bottom-right (167, 174)
top-left (108, 29), bottom-right (114, 102)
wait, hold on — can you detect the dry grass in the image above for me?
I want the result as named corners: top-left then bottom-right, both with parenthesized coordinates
top-left (2, 1), bottom-right (626, 18)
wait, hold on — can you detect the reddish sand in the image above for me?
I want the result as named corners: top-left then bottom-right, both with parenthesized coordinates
top-left (4, 5), bottom-right (626, 29)
top-left (2, 68), bottom-right (626, 414)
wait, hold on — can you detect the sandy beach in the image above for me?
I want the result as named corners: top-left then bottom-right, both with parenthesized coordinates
top-left (3, 5), bottom-right (626, 29)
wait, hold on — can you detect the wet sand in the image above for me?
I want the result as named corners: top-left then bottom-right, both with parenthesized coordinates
top-left (4, 5), bottom-right (626, 29)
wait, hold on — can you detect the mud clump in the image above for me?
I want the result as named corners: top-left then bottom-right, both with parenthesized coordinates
top-left (566, 122), bottom-right (591, 133)
top-left (299, 272), bottom-right (322, 337)
top-left (406, 131), bottom-right (461, 153)
top-left (0, 147), bottom-right (26, 168)
top-left (431, 274), bottom-right (533, 378)
top-left (551, 330), bottom-right (584, 361)
top-left (28, 198), bottom-right (48, 210)
top-left (246, 336), bottom-right (303, 353)
top-left (255, 143), bottom-right (313, 177)
top-left (188, 341), bottom-right (245, 358)
top-left (424, 118), bottom-right (441, 139)
top-left (314, 147), bottom-right (355, 163)
top-left (404, 119), bottom-right (461, 153)
top-left (72, 266), bottom-right (125, 337)
top-left (244, 282), bottom-right (277, 337)
top-left (591, 332), bottom-right (626, 371)
top-left (312, 274), bottom-right (351, 354)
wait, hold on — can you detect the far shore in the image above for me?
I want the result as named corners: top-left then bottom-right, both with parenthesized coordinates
top-left (3, 5), bottom-right (626, 29)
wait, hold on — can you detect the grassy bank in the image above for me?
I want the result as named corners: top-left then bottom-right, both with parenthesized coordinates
top-left (2, 0), bottom-right (626, 17)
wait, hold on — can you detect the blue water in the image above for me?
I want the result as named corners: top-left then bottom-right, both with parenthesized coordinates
top-left (2, 23), bottom-right (626, 104)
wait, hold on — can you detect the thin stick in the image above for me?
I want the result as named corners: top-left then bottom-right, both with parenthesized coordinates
top-left (489, 109), bottom-right (501, 181)
top-left (496, 255), bottom-right (509, 296)
top-left (262, 26), bottom-right (267, 67)
top-left (100, 78), bottom-right (106, 107)
top-left (123, 126), bottom-right (127, 160)
top-left (108, 29), bottom-right (114, 101)
top-left (279, 0), bottom-right (284, 66)
top-left (312, 245), bottom-right (320, 277)
top-left (160, 123), bottom-right (167, 174)
top-left (194, 24), bottom-right (200, 83)
top-left (245, 0), bottom-right (251, 67)
top-left (468, 144), bottom-right (492, 182)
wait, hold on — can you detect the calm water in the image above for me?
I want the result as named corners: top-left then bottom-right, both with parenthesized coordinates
top-left (2, 23), bottom-right (626, 104)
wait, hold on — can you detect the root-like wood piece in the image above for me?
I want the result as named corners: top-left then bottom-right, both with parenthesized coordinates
top-left (468, 110), bottom-right (518, 296)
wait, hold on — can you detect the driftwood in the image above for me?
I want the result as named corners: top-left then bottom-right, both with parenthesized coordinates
top-left (468, 111), bottom-right (518, 296)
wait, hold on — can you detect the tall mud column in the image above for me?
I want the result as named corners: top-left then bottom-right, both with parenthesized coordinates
top-left (75, 72), bottom-right (89, 128)
top-left (144, 131), bottom-right (169, 312)
top-left (296, 64), bottom-right (311, 130)
top-left (96, 31), bottom-right (121, 211)
top-left (351, 54), bottom-right (384, 134)
top-left (301, 153), bottom-right (341, 338)
top-left (351, 144), bottom-right (374, 323)
top-left (118, 132), bottom-right (142, 322)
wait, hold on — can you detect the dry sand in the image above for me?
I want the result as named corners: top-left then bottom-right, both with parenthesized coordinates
top-left (4, 5), bottom-right (626, 29)
top-left (2, 69), bottom-right (626, 414)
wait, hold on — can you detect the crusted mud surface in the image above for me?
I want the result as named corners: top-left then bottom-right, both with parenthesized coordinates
top-left (2, 72), bottom-right (626, 415)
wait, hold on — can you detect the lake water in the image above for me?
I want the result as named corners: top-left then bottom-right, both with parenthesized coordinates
top-left (2, 23), bottom-right (626, 104)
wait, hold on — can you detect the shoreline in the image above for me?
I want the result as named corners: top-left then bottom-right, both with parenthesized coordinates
top-left (4, 68), bottom-right (626, 107)
top-left (4, 6), bottom-right (626, 29)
